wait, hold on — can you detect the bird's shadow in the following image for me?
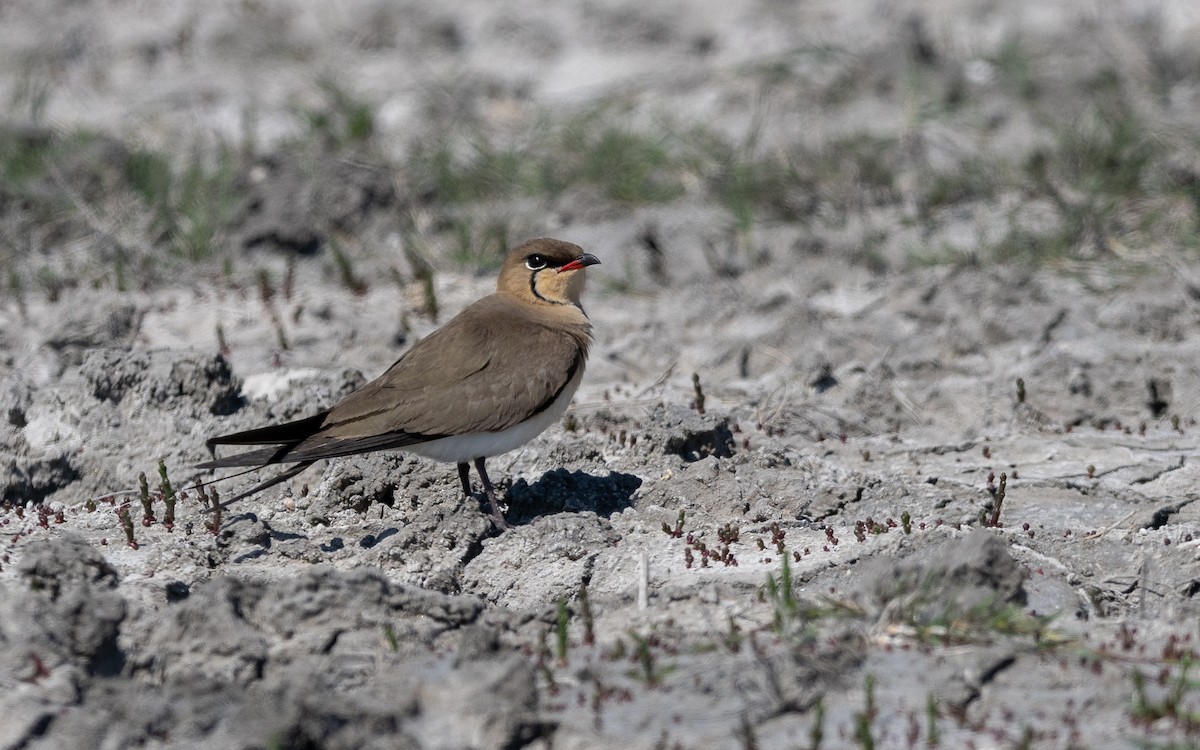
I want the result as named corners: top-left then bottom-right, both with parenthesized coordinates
top-left (503, 468), bottom-right (641, 526)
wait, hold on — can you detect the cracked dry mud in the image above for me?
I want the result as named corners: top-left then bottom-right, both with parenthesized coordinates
top-left (4, 1), bottom-right (1200, 749)
top-left (5, 255), bottom-right (1200, 749)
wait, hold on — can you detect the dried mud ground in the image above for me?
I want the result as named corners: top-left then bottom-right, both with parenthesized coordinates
top-left (4, 0), bottom-right (1200, 749)
top-left (5, 255), bottom-right (1200, 750)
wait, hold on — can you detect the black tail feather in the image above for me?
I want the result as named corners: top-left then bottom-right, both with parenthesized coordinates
top-left (204, 460), bottom-right (317, 511)
top-left (195, 411), bottom-right (330, 507)
top-left (205, 411), bottom-right (330, 448)
top-left (195, 444), bottom-right (297, 469)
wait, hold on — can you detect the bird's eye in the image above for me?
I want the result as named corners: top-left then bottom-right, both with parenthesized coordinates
top-left (525, 254), bottom-right (548, 270)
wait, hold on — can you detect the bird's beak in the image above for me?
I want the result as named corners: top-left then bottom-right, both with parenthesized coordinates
top-left (557, 253), bottom-right (601, 273)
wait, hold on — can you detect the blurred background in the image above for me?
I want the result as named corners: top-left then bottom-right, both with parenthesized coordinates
top-left (3, 0), bottom-right (1199, 296)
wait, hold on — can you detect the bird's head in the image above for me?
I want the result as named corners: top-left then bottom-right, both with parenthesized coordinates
top-left (498, 238), bottom-right (600, 308)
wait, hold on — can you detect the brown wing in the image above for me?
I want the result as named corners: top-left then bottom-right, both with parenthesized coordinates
top-left (278, 297), bottom-right (585, 461)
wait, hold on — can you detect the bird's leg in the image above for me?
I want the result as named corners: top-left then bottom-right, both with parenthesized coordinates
top-left (473, 457), bottom-right (509, 530)
top-left (457, 462), bottom-right (472, 497)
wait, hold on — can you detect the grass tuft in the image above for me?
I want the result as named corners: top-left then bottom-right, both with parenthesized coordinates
top-left (300, 79), bottom-right (376, 148)
top-left (126, 144), bottom-right (242, 261)
top-left (765, 555), bottom-right (799, 634)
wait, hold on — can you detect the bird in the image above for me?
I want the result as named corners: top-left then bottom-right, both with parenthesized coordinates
top-left (198, 238), bottom-right (600, 529)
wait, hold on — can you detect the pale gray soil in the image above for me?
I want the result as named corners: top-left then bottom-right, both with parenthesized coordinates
top-left (3, 2), bottom-right (1200, 749)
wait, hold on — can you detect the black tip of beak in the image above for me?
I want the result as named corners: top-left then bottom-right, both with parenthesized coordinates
top-left (557, 253), bottom-right (601, 273)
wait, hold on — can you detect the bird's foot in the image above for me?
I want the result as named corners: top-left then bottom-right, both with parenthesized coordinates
top-left (470, 457), bottom-right (509, 530)
top-left (483, 491), bottom-right (510, 531)
top-left (462, 488), bottom-right (509, 530)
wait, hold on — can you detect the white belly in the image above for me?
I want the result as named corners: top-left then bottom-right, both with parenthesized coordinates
top-left (403, 370), bottom-right (582, 464)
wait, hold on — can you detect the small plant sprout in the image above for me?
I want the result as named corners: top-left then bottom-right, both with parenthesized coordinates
top-left (808, 697), bottom-right (825, 750)
top-left (987, 472), bottom-right (1008, 528)
top-left (662, 510), bottom-right (685, 538)
top-left (382, 624), bottom-right (399, 652)
top-left (403, 235), bottom-right (439, 322)
top-left (256, 269), bottom-right (289, 350)
top-left (691, 372), bottom-right (706, 415)
top-left (282, 256), bottom-right (295, 301)
top-left (1016, 377), bottom-right (1025, 404)
top-left (330, 239), bottom-right (368, 296)
top-left (160, 461), bottom-right (180, 530)
top-left (535, 628), bottom-right (558, 695)
top-left (579, 582), bottom-right (596, 646)
top-left (164, 489), bottom-right (178, 532)
top-left (633, 633), bottom-right (655, 684)
top-left (926, 694), bottom-right (940, 747)
top-left (737, 713), bottom-right (759, 750)
top-left (1086, 464), bottom-right (1096, 479)
top-left (1130, 653), bottom-right (1200, 731)
top-left (138, 471), bottom-right (155, 526)
top-left (901, 511), bottom-right (912, 534)
top-left (196, 483), bottom-right (222, 534)
top-left (765, 555), bottom-right (798, 633)
top-left (607, 636), bottom-right (627, 661)
top-left (627, 631), bottom-right (669, 687)
top-left (854, 674), bottom-right (877, 750)
top-left (713, 543), bottom-right (738, 567)
top-left (723, 613), bottom-right (743, 652)
top-left (157, 459), bottom-right (176, 505)
top-left (10, 270), bottom-right (26, 320)
top-left (718, 523), bottom-right (740, 545)
top-left (555, 598), bottom-right (570, 665)
top-left (769, 521), bottom-right (785, 553)
top-left (208, 488), bottom-right (223, 534)
top-left (216, 321), bottom-right (229, 356)
top-left (116, 504), bottom-right (138, 550)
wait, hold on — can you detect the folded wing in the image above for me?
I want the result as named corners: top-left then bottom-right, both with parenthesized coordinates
top-left (200, 298), bottom-right (585, 469)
